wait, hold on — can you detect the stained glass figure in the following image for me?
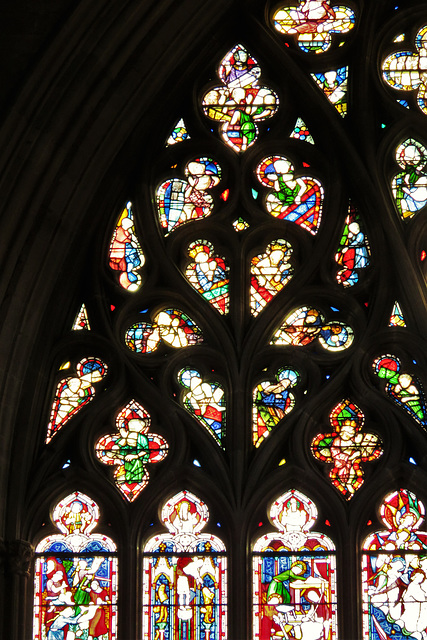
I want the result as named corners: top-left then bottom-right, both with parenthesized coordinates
top-left (157, 158), bottom-right (221, 235)
top-left (202, 44), bottom-right (279, 152)
top-left (142, 490), bottom-right (227, 640)
top-left (125, 309), bottom-right (203, 354)
top-left (392, 138), bottom-right (427, 220)
top-left (290, 117), bottom-right (314, 144)
top-left (373, 354), bottom-right (427, 427)
top-left (250, 239), bottom-right (294, 316)
top-left (389, 301), bottom-right (406, 327)
top-left (72, 303), bottom-right (90, 331)
top-left (312, 67), bottom-right (348, 116)
top-left (95, 400), bottom-right (168, 501)
top-left (253, 368), bottom-right (299, 447)
top-left (46, 357), bottom-right (108, 443)
top-left (109, 202), bottom-right (144, 291)
top-left (271, 306), bottom-right (354, 351)
top-left (382, 25), bottom-right (427, 115)
top-left (33, 492), bottom-right (117, 640)
top-left (178, 368), bottom-right (226, 446)
top-left (256, 156), bottom-right (324, 234)
top-left (184, 240), bottom-right (229, 314)
top-left (253, 489), bottom-right (337, 639)
top-left (273, 1), bottom-right (355, 54)
top-left (311, 399), bottom-right (382, 500)
top-left (233, 217), bottom-right (249, 231)
top-left (166, 118), bottom-right (190, 145)
top-left (362, 489), bottom-right (427, 639)
top-left (335, 204), bottom-right (370, 287)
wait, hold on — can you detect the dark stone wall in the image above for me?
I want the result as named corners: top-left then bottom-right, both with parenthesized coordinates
top-left (0, 1), bottom-right (76, 115)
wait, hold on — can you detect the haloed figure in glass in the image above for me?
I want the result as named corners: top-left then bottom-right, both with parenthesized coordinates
top-left (143, 491), bottom-right (227, 640)
top-left (253, 490), bottom-right (337, 640)
top-left (33, 492), bottom-right (117, 640)
top-left (362, 489), bottom-right (427, 639)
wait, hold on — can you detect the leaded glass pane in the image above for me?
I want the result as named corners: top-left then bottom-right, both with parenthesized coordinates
top-left (273, 1), bottom-right (355, 53)
top-left (46, 358), bottom-right (108, 443)
top-left (362, 489), bottom-right (427, 639)
top-left (311, 399), bottom-right (382, 500)
top-left (253, 490), bottom-right (337, 639)
top-left (202, 44), bottom-right (278, 152)
top-left (33, 492), bottom-right (118, 640)
top-left (95, 400), bottom-right (168, 501)
top-left (142, 491), bottom-right (227, 639)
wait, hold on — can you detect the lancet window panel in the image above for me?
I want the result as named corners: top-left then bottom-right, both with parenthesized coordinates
top-left (253, 490), bottom-right (337, 640)
top-left (33, 492), bottom-right (118, 640)
top-left (362, 489), bottom-right (427, 639)
top-left (142, 491), bottom-right (227, 640)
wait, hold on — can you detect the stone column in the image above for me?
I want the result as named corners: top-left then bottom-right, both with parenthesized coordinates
top-left (3, 539), bottom-right (34, 640)
top-left (0, 538), bottom-right (5, 639)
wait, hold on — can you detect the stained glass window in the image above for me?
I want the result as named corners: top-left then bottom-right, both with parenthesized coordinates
top-left (272, 1), bottom-right (355, 53)
top-left (109, 202), bottom-right (144, 291)
top-left (125, 309), bottom-right (203, 354)
top-left (362, 489), bottom-right (427, 639)
top-left (335, 204), bottom-right (370, 287)
top-left (252, 368), bottom-right (299, 447)
top-left (232, 217), bottom-right (249, 231)
top-left (253, 490), bottom-right (337, 639)
top-left (290, 118), bottom-right (314, 144)
top-left (184, 240), bottom-right (229, 314)
top-left (392, 138), bottom-right (427, 220)
top-left (21, 5), bottom-right (427, 640)
top-left (373, 355), bottom-right (427, 428)
top-left (46, 357), bottom-right (108, 443)
top-left (256, 156), bottom-right (324, 234)
top-left (178, 368), bottom-right (226, 446)
top-left (167, 118), bottom-right (190, 145)
top-left (271, 306), bottom-right (354, 351)
top-left (95, 400), bottom-right (168, 501)
top-left (33, 492), bottom-right (118, 640)
top-left (250, 239), bottom-right (293, 316)
top-left (142, 491), bottom-right (227, 639)
top-left (311, 399), bottom-right (383, 500)
top-left (202, 44), bottom-right (278, 152)
top-left (72, 304), bottom-right (90, 331)
top-left (157, 158), bottom-right (221, 235)
top-left (382, 25), bottom-right (427, 114)
top-left (389, 301), bottom-right (406, 327)
top-left (312, 67), bottom-right (348, 115)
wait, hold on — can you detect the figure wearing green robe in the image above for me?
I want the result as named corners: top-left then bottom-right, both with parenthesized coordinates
top-left (267, 561), bottom-right (307, 604)
top-left (275, 174), bottom-right (301, 207)
top-left (238, 110), bottom-right (256, 146)
top-left (118, 432), bottom-right (149, 483)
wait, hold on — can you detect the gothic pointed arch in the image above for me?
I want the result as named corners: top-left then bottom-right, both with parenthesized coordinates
top-left (2, 2), bottom-right (427, 639)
